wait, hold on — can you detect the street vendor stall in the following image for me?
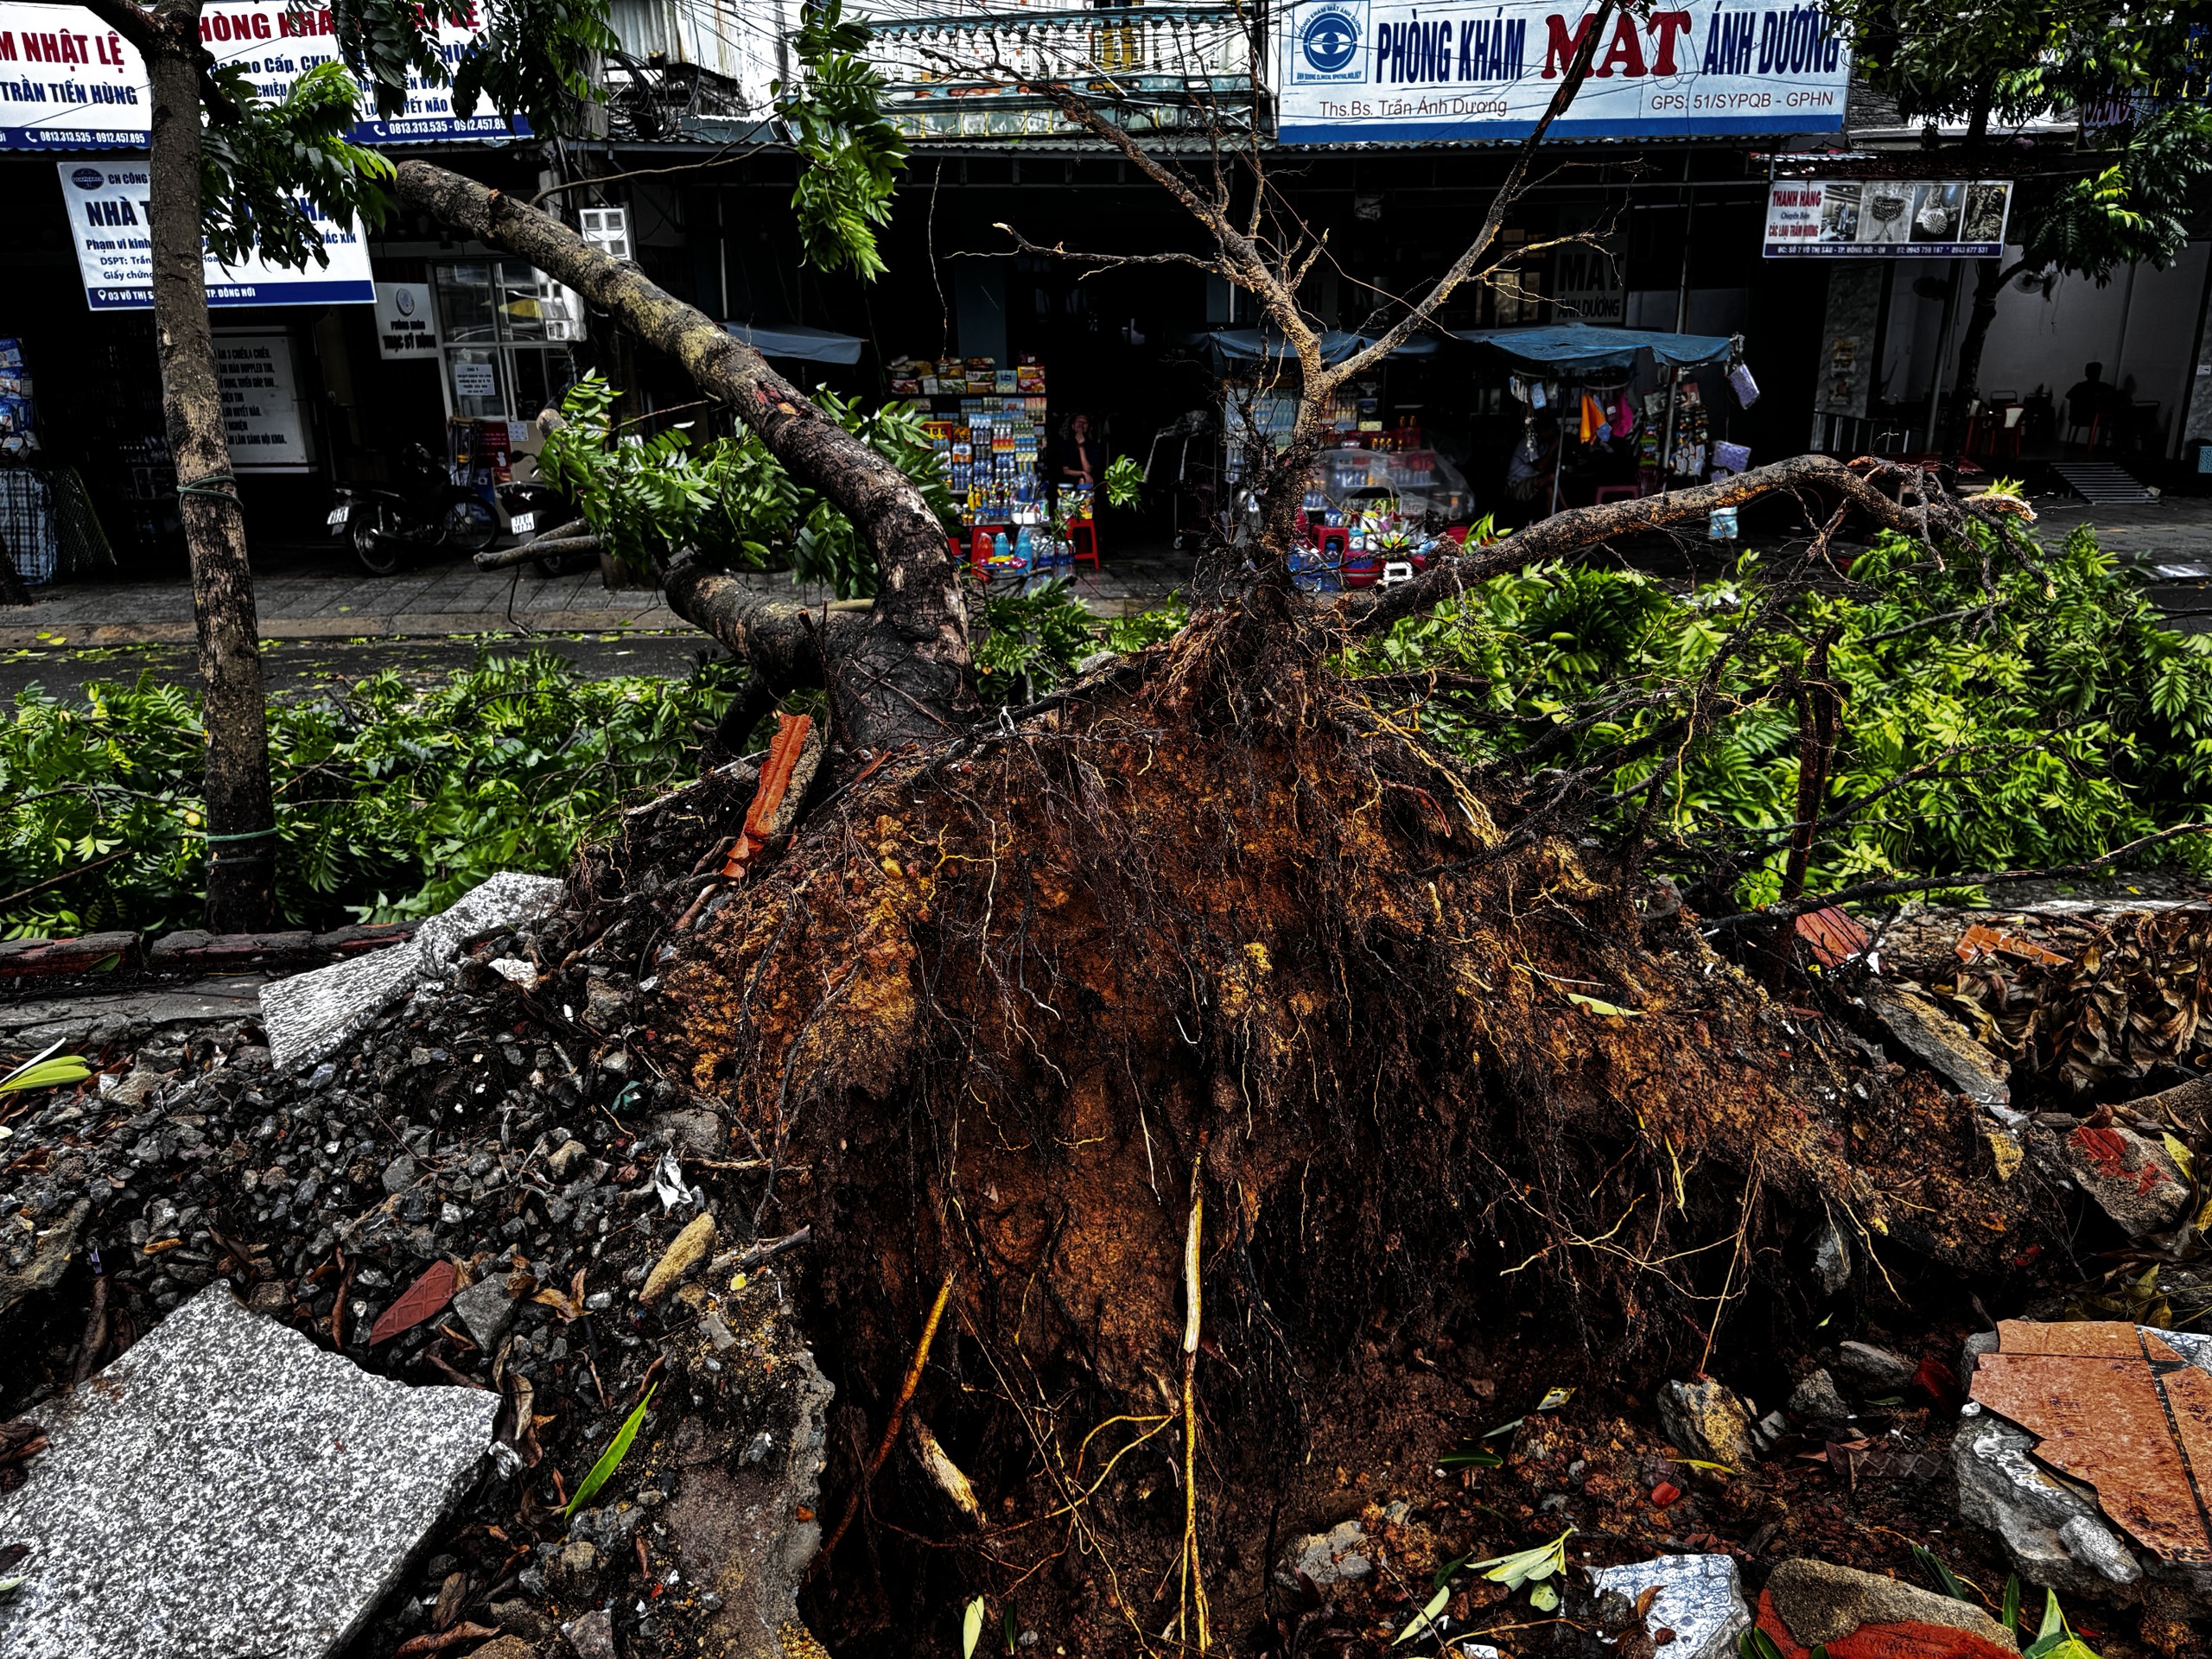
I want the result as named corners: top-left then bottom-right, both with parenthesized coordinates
top-left (1452, 324), bottom-right (1750, 518)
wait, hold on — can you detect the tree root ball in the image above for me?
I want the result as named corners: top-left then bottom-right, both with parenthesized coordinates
top-left (646, 600), bottom-right (2055, 1649)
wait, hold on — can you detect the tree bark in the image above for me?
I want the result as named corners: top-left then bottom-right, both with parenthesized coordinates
top-left (390, 161), bottom-right (973, 751)
top-left (1941, 257), bottom-right (2027, 467)
top-left (146, 12), bottom-right (277, 930)
top-left (1342, 453), bottom-right (2006, 635)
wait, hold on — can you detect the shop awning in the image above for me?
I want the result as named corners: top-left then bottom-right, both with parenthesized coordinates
top-left (1452, 325), bottom-right (1735, 374)
top-left (1196, 328), bottom-right (1441, 365)
top-left (724, 321), bottom-right (865, 365)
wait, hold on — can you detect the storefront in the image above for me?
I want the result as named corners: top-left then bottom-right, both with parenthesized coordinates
top-left (0, 0), bottom-right (575, 571)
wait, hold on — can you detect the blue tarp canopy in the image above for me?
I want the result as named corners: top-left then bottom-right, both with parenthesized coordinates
top-left (1197, 327), bottom-right (1441, 365)
top-left (724, 321), bottom-right (865, 365)
top-left (1452, 325), bottom-right (1734, 374)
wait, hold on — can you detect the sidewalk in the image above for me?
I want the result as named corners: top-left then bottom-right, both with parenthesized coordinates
top-left (3, 540), bottom-right (1199, 649)
top-left (9, 491), bottom-right (2206, 650)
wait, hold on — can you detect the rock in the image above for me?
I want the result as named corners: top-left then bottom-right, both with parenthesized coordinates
top-left (561, 1605), bottom-right (617, 1659)
top-left (550, 1540), bottom-right (600, 1592)
top-left (639, 1213), bottom-right (718, 1305)
top-left (1278, 1517), bottom-right (1372, 1587)
top-left (462, 1641), bottom-right (537, 1659)
top-left (1834, 1340), bottom-right (1915, 1393)
top-left (1952, 1414), bottom-right (2139, 1594)
top-left (1810, 1221), bottom-right (1851, 1296)
top-left (1656, 1377), bottom-right (1757, 1469)
top-left (1587, 1554), bottom-right (1750, 1659)
top-left (645, 1109), bottom-right (724, 1159)
top-left (381, 1152), bottom-right (420, 1195)
top-left (1862, 981), bottom-right (2012, 1110)
top-left (490, 1601), bottom-right (557, 1644)
top-left (1755, 1560), bottom-right (2019, 1656)
top-left (2061, 1123), bottom-right (2190, 1236)
top-left (488, 958), bottom-right (540, 990)
top-left (0, 1284), bottom-right (496, 1659)
top-left (1786, 1369), bottom-right (1852, 1427)
top-left (546, 1140), bottom-right (589, 1180)
top-left (453, 1275), bottom-right (522, 1348)
top-left (99, 1068), bottom-right (168, 1109)
top-left (0, 1197), bottom-right (86, 1319)
top-left (582, 979), bottom-right (630, 1033)
top-left (261, 872), bottom-right (563, 1071)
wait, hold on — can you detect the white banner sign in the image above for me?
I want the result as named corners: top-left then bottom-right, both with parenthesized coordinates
top-left (214, 334), bottom-right (313, 472)
top-left (60, 158), bottom-right (373, 308)
top-left (1763, 179), bottom-right (2015, 257)
top-left (0, 1), bottom-right (524, 149)
top-left (373, 282), bottom-right (442, 359)
top-left (1277, 0), bottom-right (1848, 143)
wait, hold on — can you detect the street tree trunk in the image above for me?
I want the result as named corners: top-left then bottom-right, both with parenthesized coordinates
top-left (1942, 257), bottom-right (2030, 467)
top-left (390, 161), bottom-right (975, 752)
top-left (145, 12), bottom-right (277, 929)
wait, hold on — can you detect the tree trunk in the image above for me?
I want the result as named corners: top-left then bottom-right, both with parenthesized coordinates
top-left (390, 161), bottom-right (974, 752)
top-left (1941, 257), bottom-right (2013, 468)
top-left (146, 22), bottom-right (277, 930)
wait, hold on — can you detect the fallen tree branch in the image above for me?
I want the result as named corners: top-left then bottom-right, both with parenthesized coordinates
top-left (1340, 454), bottom-right (2025, 636)
top-left (475, 533), bottom-right (598, 572)
top-left (389, 160), bottom-right (973, 748)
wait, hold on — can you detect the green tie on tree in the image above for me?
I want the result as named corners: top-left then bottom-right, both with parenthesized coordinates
top-left (1825, 0), bottom-right (2212, 463)
top-left (78, 0), bottom-right (614, 931)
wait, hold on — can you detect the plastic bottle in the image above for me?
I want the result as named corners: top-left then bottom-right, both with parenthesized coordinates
top-left (993, 529), bottom-right (1011, 569)
top-left (1014, 525), bottom-right (1033, 574)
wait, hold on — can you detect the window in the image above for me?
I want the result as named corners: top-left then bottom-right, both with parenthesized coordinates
top-left (431, 262), bottom-right (582, 420)
top-left (579, 207), bottom-right (632, 263)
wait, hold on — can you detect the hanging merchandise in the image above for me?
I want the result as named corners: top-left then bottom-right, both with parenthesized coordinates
top-left (1671, 382), bottom-right (1711, 480)
top-left (1727, 361), bottom-right (1761, 409)
top-left (1614, 391), bottom-right (1636, 438)
top-left (1528, 379), bottom-right (1548, 410)
top-left (1509, 374), bottom-right (1530, 404)
top-left (1713, 440), bottom-right (1752, 476)
top-left (1707, 506), bottom-right (1740, 540)
top-left (1579, 393), bottom-right (1605, 444)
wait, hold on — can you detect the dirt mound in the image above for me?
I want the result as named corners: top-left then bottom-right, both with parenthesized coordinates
top-left (637, 598), bottom-right (2054, 1648)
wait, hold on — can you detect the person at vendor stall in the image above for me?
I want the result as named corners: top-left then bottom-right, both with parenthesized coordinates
top-left (1058, 413), bottom-right (1104, 490)
top-left (1505, 422), bottom-right (1560, 502)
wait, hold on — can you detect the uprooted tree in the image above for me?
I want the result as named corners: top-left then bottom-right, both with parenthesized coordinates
top-left (360, 16), bottom-right (2212, 1657)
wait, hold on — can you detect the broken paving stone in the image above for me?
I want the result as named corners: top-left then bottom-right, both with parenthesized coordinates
top-left (1656, 1377), bottom-right (1757, 1469)
top-left (2060, 1122), bottom-right (2190, 1237)
top-left (1861, 981), bottom-right (2012, 1112)
top-left (453, 1274), bottom-right (522, 1349)
top-left (640, 1212), bottom-right (717, 1304)
top-left (1833, 1340), bottom-right (1916, 1394)
top-left (645, 1108), bottom-right (724, 1159)
top-left (0, 1283), bottom-right (496, 1659)
top-left (1962, 1319), bottom-right (2212, 1585)
top-left (261, 871), bottom-right (563, 1072)
top-left (1753, 1559), bottom-right (2019, 1658)
top-left (1587, 1554), bottom-right (1750, 1659)
top-left (1954, 1414), bottom-right (2142, 1594)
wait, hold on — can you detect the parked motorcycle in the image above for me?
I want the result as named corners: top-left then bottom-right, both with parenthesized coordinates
top-left (327, 444), bottom-right (500, 576)
top-left (497, 479), bottom-right (590, 576)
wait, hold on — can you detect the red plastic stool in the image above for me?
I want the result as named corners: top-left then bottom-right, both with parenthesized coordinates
top-left (1313, 525), bottom-right (1351, 566)
top-left (1069, 520), bottom-right (1100, 570)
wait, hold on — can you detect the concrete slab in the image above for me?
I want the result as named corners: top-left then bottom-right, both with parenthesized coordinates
top-left (0, 1284), bottom-right (497, 1659)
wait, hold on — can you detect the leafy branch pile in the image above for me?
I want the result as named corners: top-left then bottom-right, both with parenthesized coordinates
top-left (0, 650), bottom-right (739, 938)
top-left (1351, 519), bottom-right (2212, 907)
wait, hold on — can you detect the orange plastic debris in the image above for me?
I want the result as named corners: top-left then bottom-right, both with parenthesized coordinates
top-left (1955, 921), bottom-right (2069, 966)
top-left (1793, 906), bottom-right (1869, 967)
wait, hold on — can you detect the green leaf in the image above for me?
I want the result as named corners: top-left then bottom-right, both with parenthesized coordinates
top-left (2002, 1574), bottom-right (2021, 1638)
top-left (0, 1054), bottom-right (90, 1093)
top-left (1390, 1586), bottom-right (1449, 1644)
top-left (1566, 994), bottom-right (1641, 1019)
top-left (1439, 1447), bottom-right (1503, 1468)
top-left (1910, 1543), bottom-right (1970, 1602)
top-left (564, 1382), bottom-right (655, 1519)
top-left (1528, 1580), bottom-right (1560, 1611)
top-left (1738, 1630), bottom-right (1787, 1659)
top-left (962, 1596), bottom-right (986, 1659)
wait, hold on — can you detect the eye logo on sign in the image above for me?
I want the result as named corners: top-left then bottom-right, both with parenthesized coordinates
top-left (71, 168), bottom-right (104, 190)
top-left (1292, 1), bottom-right (1366, 82)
